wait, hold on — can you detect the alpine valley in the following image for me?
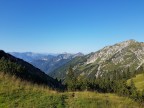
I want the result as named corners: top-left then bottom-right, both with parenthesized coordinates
top-left (10, 52), bottom-right (84, 74)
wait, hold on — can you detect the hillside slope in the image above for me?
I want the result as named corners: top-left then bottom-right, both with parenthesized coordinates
top-left (0, 72), bottom-right (65, 108)
top-left (50, 40), bottom-right (144, 80)
top-left (127, 73), bottom-right (144, 91)
top-left (0, 72), bottom-right (140, 108)
top-left (0, 50), bottom-right (63, 89)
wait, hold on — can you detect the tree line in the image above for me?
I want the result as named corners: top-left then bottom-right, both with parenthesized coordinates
top-left (65, 66), bottom-right (144, 103)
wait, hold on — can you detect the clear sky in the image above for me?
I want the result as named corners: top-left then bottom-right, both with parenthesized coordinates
top-left (0, 0), bottom-right (144, 54)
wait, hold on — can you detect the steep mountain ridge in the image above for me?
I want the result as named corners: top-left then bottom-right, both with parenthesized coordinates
top-left (87, 40), bottom-right (137, 64)
top-left (50, 40), bottom-right (144, 80)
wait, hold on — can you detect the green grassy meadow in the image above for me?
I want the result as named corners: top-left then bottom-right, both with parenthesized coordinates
top-left (0, 72), bottom-right (142, 108)
top-left (127, 73), bottom-right (144, 91)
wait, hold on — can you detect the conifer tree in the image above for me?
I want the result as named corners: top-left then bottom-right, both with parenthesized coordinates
top-left (127, 67), bottom-right (131, 79)
top-left (66, 66), bottom-right (76, 91)
top-left (129, 79), bottom-right (137, 99)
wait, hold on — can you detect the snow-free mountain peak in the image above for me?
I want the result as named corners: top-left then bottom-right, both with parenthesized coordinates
top-left (50, 40), bottom-right (144, 80)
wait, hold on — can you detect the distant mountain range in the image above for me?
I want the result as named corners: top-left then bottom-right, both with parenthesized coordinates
top-left (10, 52), bottom-right (84, 74)
top-left (50, 40), bottom-right (144, 80)
top-left (9, 52), bottom-right (57, 63)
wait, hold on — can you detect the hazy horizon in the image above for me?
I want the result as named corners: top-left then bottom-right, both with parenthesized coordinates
top-left (1, 0), bottom-right (144, 53)
top-left (6, 39), bottom-right (142, 55)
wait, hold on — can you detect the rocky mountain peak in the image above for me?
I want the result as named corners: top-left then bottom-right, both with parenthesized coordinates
top-left (86, 39), bottom-right (141, 64)
top-left (117, 39), bottom-right (137, 46)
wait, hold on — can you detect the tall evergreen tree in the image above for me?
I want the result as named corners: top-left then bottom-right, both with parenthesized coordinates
top-left (127, 67), bottom-right (131, 79)
top-left (129, 79), bottom-right (137, 99)
top-left (66, 66), bottom-right (76, 91)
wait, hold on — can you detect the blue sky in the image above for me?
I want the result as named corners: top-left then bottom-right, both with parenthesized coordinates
top-left (0, 0), bottom-right (144, 54)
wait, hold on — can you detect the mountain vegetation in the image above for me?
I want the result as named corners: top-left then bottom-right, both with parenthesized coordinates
top-left (0, 72), bottom-right (140, 108)
top-left (0, 50), bottom-right (63, 90)
top-left (127, 73), bottom-right (144, 91)
top-left (64, 66), bottom-right (144, 102)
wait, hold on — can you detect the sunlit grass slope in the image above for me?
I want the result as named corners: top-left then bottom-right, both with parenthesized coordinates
top-left (0, 72), bottom-right (65, 108)
top-left (0, 72), bottom-right (141, 108)
top-left (127, 73), bottom-right (144, 91)
top-left (65, 92), bottom-right (140, 108)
